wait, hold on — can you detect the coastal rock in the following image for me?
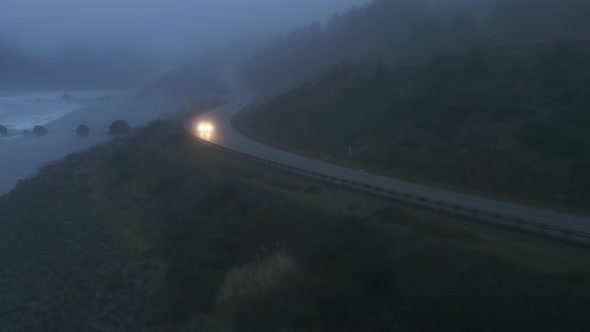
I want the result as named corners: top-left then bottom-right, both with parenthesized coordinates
top-left (33, 125), bottom-right (48, 135)
top-left (109, 120), bottom-right (131, 135)
top-left (76, 125), bottom-right (90, 137)
top-left (0, 124), bottom-right (7, 135)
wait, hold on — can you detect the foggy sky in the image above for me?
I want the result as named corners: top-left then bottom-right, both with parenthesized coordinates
top-left (1, 0), bottom-right (368, 68)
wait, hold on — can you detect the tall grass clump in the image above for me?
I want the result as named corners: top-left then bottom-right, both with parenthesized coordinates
top-left (216, 251), bottom-right (313, 331)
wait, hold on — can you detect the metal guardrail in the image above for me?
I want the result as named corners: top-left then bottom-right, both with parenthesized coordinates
top-left (195, 136), bottom-right (590, 245)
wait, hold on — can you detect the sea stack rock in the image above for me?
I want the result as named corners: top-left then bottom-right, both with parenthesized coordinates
top-left (76, 124), bottom-right (90, 137)
top-left (0, 125), bottom-right (7, 135)
top-left (33, 125), bottom-right (48, 135)
top-left (109, 120), bottom-right (131, 134)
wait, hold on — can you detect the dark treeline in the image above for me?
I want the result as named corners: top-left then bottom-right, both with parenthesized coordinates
top-left (239, 0), bottom-right (590, 98)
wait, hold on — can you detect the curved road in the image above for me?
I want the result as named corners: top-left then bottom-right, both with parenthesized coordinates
top-left (191, 95), bottom-right (590, 239)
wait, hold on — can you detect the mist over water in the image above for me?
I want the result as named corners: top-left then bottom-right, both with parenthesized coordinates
top-left (1, 0), bottom-right (368, 72)
top-left (0, 92), bottom-right (132, 194)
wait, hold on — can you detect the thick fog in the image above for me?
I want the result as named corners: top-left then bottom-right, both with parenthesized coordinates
top-left (1, 0), bottom-right (368, 71)
top-left (0, 0), bottom-right (369, 193)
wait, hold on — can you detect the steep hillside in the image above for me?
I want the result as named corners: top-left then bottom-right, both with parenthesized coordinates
top-left (236, 42), bottom-right (590, 211)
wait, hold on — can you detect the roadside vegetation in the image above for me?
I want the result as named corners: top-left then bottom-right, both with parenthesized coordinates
top-left (2, 115), bottom-right (589, 331)
top-left (236, 42), bottom-right (590, 212)
top-left (233, 0), bottom-right (590, 213)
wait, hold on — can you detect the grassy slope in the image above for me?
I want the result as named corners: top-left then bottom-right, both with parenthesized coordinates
top-left (1, 114), bottom-right (589, 331)
top-left (235, 43), bottom-right (590, 212)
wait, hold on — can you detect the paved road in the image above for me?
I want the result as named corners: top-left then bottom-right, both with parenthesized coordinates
top-left (191, 96), bottom-right (590, 237)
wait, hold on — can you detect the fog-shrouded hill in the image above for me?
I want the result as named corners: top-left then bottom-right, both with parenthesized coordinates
top-left (138, 64), bottom-right (229, 107)
top-left (0, 48), bottom-right (58, 90)
top-left (239, 0), bottom-right (590, 98)
top-left (41, 46), bottom-right (154, 90)
top-left (0, 45), bottom-right (153, 91)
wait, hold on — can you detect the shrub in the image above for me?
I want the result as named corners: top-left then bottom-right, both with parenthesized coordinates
top-left (76, 124), bottom-right (90, 137)
top-left (216, 252), bottom-right (313, 331)
top-left (109, 120), bottom-right (131, 134)
top-left (217, 252), bottom-right (298, 302)
top-left (33, 125), bottom-right (48, 135)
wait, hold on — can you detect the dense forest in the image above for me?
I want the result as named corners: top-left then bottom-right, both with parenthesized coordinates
top-left (239, 0), bottom-right (590, 98)
top-left (237, 41), bottom-right (590, 210)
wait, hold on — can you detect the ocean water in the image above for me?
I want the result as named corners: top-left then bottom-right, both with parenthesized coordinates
top-left (0, 91), bottom-right (162, 195)
top-left (0, 92), bottom-right (88, 130)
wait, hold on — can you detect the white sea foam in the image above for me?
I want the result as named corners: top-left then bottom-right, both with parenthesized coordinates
top-left (0, 90), bottom-right (135, 195)
top-left (1, 107), bottom-right (78, 130)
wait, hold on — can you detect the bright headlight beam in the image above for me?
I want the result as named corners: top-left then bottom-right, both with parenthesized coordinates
top-left (195, 121), bottom-right (215, 140)
top-left (196, 122), bottom-right (214, 132)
